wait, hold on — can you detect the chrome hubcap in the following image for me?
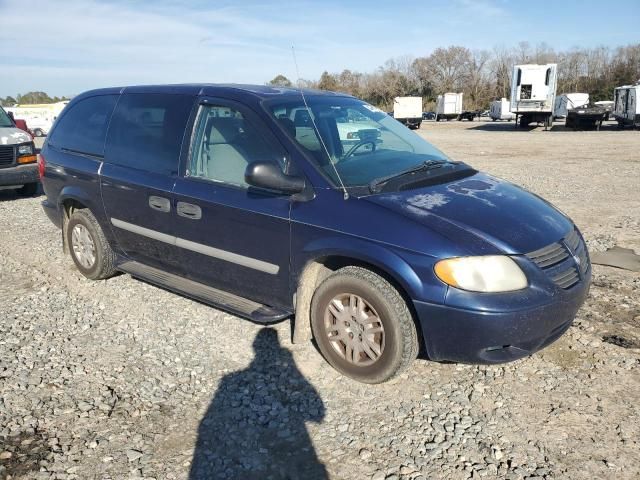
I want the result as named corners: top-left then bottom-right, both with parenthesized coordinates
top-left (71, 224), bottom-right (96, 269)
top-left (324, 293), bottom-right (385, 366)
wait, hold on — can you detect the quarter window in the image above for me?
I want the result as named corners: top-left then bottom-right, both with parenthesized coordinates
top-left (49, 95), bottom-right (118, 156)
top-left (105, 93), bottom-right (194, 175)
top-left (189, 104), bottom-right (286, 188)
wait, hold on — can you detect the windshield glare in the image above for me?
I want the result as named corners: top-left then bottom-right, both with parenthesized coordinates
top-left (0, 107), bottom-right (14, 128)
top-left (267, 96), bottom-right (450, 189)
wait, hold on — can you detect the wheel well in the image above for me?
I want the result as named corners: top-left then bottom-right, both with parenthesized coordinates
top-left (62, 198), bottom-right (88, 218)
top-left (292, 256), bottom-right (422, 349)
top-left (61, 199), bottom-right (89, 252)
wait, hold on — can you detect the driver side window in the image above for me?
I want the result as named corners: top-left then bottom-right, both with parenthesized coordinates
top-left (189, 104), bottom-right (286, 188)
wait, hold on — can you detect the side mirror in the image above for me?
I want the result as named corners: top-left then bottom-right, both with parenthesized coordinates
top-left (245, 162), bottom-right (305, 195)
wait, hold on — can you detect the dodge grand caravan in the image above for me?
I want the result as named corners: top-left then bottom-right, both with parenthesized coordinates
top-left (40, 85), bottom-right (591, 383)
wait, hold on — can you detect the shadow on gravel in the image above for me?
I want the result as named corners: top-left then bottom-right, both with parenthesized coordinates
top-left (469, 122), bottom-right (535, 132)
top-left (0, 184), bottom-right (42, 202)
top-left (189, 328), bottom-right (327, 480)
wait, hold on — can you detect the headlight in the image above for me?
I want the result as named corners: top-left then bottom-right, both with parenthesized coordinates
top-left (18, 144), bottom-right (34, 155)
top-left (434, 256), bottom-right (527, 292)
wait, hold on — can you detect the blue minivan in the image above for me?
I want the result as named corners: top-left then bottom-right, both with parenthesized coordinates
top-left (40, 85), bottom-right (590, 383)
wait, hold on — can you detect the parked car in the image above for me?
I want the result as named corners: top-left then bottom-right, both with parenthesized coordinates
top-left (6, 110), bottom-right (34, 137)
top-left (422, 111), bottom-right (435, 120)
top-left (0, 105), bottom-right (39, 196)
top-left (40, 84), bottom-right (591, 384)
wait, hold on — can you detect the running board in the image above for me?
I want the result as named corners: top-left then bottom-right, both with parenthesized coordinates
top-left (118, 261), bottom-right (291, 323)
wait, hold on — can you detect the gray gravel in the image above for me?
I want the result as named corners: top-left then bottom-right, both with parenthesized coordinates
top-left (1, 123), bottom-right (639, 479)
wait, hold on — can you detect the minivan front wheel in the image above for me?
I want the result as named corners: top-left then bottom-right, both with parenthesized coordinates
top-left (66, 209), bottom-right (116, 280)
top-left (311, 266), bottom-right (419, 383)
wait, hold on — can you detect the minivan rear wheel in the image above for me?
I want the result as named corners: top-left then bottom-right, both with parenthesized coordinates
top-left (66, 209), bottom-right (117, 280)
top-left (310, 266), bottom-right (419, 383)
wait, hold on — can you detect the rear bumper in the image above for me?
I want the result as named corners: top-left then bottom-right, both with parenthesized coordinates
top-left (414, 275), bottom-right (590, 364)
top-left (0, 164), bottom-right (39, 187)
top-left (41, 199), bottom-right (62, 228)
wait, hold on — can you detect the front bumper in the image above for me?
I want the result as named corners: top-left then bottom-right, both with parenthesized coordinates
top-left (414, 272), bottom-right (590, 364)
top-left (0, 164), bottom-right (39, 187)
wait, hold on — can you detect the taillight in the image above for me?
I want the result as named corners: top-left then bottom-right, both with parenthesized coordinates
top-left (37, 153), bottom-right (46, 179)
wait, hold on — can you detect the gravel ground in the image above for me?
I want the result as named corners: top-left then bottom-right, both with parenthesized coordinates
top-left (1, 122), bottom-right (639, 480)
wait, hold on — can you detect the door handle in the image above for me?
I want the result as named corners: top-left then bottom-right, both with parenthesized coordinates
top-left (177, 202), bottom-right (202, 220)
top-left (149, 196), bottom-right (171, 213)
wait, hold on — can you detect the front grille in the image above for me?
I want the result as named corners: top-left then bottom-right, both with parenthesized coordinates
top-left (526, 229), bottom-right (590, 290)
top-left (0, 145), bottom-right (15, 166)
top-left (526, 242), bottom-right (569, 268)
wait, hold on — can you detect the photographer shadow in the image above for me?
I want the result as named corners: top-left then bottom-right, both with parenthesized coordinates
top-left (189, 328), bottom-right (327, 480)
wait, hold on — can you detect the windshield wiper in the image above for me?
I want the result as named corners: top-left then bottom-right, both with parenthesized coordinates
top-left (368, 160), bottom-right (448, 193)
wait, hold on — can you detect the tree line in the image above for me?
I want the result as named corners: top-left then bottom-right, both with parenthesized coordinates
top-left (269, 42), bottom-right (640, 110)
top-left (0, 91), bottom-right (69, 107)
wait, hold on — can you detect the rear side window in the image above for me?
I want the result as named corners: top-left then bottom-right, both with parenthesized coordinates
top-left (105, 93), bottom-right (194, 175)
top-left (49, 95), bottom-right (118, 155)
top-left (545, 68), bottom-right (551, 86)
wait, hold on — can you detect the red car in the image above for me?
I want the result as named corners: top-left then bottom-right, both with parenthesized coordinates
top-left (6, 112), bottom-right (33, 138)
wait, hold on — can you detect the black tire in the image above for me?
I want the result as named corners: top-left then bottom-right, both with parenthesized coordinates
top-left (310, 266), bottom-right (419, 384)
top-left (66, 209), bottom-right (117, 280)
top-left (17, 183), bottom-right (38, 197)
top-left (33, 129), bottom-right (44, 137)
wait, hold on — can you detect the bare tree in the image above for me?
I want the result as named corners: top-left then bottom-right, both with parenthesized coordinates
top-left (266, 42), bottom-right (640, 108)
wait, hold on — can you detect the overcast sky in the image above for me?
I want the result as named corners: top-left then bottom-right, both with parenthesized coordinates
top-left (1, 0), bottom-right (638, 97)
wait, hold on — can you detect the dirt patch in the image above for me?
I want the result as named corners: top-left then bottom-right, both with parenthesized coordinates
top-left (602, 334), bottom-right (640, 349)
top-left (0, 431), bottom-right (51, 479)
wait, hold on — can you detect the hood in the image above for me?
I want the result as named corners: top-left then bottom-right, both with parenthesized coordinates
top-left (0, 127), bottom-right (32, 145)
top-left (366, 172), bottom-right (573, 255)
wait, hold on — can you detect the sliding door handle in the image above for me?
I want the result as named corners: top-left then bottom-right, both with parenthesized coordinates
top-left (149, 196), bottom-right (171, 213)
top-left (177, 202), bottom-right (202, 220)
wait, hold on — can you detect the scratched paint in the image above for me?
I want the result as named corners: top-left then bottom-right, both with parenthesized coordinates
top-left (446, 176), bottom-right (499, 207)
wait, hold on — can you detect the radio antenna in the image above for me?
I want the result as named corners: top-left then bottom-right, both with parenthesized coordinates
top-left (291, 46), bottom-right (349, 200)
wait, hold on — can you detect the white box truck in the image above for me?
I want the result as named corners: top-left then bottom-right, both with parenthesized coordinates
top-left (489, 98), bottom-right (515, 121)
top-left (3, 101), bottom-right (69, 137)
top-left (613, 84), bottom-right (640, 128)
top-left (393, 96), bottom-right (422, 129)
top-left (510, 64), bottom-right (557, 128)
top-left (553, 93), bottom-right (589, 119)
top-left (435, 93), bottom-right (463, 121)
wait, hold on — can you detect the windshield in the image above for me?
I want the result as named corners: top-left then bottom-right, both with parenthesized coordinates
top-left (266, 96), bottom-right (450, 190)
top-left (0, 107), bottom-right (14, 128)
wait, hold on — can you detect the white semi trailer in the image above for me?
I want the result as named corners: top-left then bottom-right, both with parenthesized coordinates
top-left (435, 93), bottom-right (463, 121)
top-left (489, 98), bottom-right (515, 121)
top-left (393, 96), bottom-right (422, 129)
top-left (510, 64), bottom-right (557, 128)
top-left (613, 84), bottom-right (640, 128)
